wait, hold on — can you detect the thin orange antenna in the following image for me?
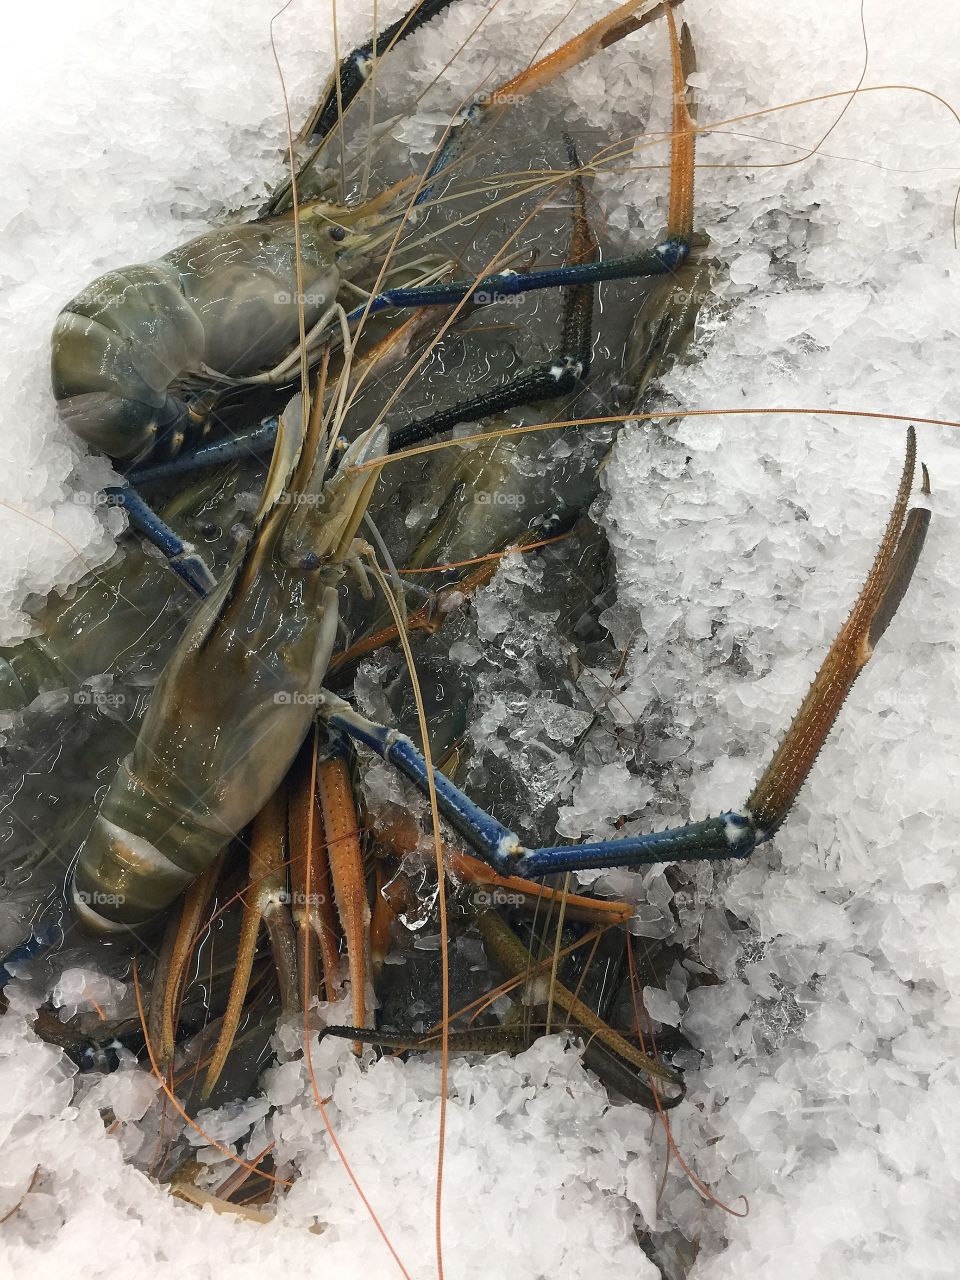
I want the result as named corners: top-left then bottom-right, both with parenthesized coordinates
top-left (397, 530), bottom-right (573, 574)
top-left (352, 405), bottom-right (960, 475)
top-left (269, 1), bottom-right (311, 441)
top-left (363, 551), bottom-right (450, 1280)
top-left (261, 12), bottom-right (411, 1273)
top-left (625, 943), bottom-right (749, 1217)
top-left (589, 79), bottom-right (960, 246)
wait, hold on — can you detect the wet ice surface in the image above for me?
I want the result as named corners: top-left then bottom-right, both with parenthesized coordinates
top-left (2, 0), bottom-right (960, 1276)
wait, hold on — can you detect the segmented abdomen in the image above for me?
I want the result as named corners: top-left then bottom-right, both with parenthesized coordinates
top-left (70, 756), bottom-right (227, 934)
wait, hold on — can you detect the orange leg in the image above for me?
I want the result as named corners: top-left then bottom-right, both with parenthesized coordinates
top-left (488, 1), bottom-right (679, 110)
top-left (148, 852), bottom-right (224, 1068)
top-left (288, 739), bottom-right (342, 1005)
top-left (316, 755), bottom-right (371, 1044)
top-left (445, 849), bottom-right (634, 927)
top-left (202, 789), bottom-right (299, 1099)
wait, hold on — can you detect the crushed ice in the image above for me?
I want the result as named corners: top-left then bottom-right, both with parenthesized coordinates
top-left (1, 0), bottom-right (959, 1275)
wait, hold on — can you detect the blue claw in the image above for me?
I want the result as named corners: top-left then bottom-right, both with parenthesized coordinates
top-left (103, 485), bottom-right (217, 598)
top-left (318, 694), bottom-right (760, 881)
top-left (346, 242), bottom-right (690, 325)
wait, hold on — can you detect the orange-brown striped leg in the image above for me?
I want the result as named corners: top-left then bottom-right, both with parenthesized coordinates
top-left (316, 755), bottom-right (371, 1046)
top-left (148, 904), bottom-right (182, 1068)
top-left (415, 1), bottom-right (682, 209)
top-left (202, 790), bottom-right (298, 1099)
top-left (621, 10), bottom-right (708, 399)
top-left (290, 847), bottom-right (322, 1010)
top-left (445, 849), bottom-right (634, 926)
top-left (487, 1), bottom-right (678, 108)
top-left (149, 852), bottom-right (225, 1068)
top-left (665, 7), bottom-right (696, 243)
top-left (288, 738), bottom-right (342, 1004)
top-left (371, 805), bottom-right (634, 926)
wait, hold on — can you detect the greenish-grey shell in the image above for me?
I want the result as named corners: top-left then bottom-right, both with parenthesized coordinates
top-left (51, 218), bottom-right (343, 459)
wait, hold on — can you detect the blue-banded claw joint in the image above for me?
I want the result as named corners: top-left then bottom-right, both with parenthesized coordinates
top-left (492, 834), bottom-right (525, 874)
top-left (656, 238), bottom-right (690, 271)
top-left (722, 811), bottom-right (757, 856)
top-left (740, 806), bottom-right (769, 847)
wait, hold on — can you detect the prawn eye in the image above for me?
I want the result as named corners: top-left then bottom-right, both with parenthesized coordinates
top-left (329, 225), bottom-right (347, 242)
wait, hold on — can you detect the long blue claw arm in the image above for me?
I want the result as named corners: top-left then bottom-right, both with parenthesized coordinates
top-left (319, 694), bottom-right (522, 869)
top-left (511, 817), bottom-right (758, 878)
top-left (128, 417), bottom-right (280, 486)
top-left (318, 693), bottom-right (759, 878)
top-left (307, 0), bottom-right (456, 147)
top-left (389, 136), bottom-right (598, 454)
top-left (320, 436), bottom-right (929, 882)
top-left (346, 240), bottom-right (689, 326)
top-left (103, 484), bottom-right (218, 598)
